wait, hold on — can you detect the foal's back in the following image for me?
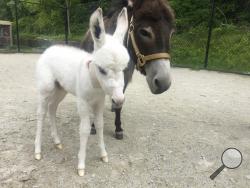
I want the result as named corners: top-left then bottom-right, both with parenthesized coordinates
top-left (36, 45), bottom-right (92, 95)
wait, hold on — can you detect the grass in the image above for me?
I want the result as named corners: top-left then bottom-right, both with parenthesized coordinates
top-left (171, 25), bottom-right (250, 74)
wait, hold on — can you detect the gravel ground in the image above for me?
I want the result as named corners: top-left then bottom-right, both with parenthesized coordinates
top-left (0, 53), bottom-right (250, 188)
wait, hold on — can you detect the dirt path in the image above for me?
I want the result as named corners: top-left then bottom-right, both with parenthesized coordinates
top-left (0, 54), bottom-right (250, 188)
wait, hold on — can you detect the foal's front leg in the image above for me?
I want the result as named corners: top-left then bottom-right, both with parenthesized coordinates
top-left (77, 99), bottom-right (91, 177)
top-left (94, 99), bottom-right (108, 162)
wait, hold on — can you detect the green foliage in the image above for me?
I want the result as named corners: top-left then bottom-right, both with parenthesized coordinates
top-left (0, 0), bottom-right (110, 35)
top-left (169, 0), bottom-right (210, 31)
top-left (171, 25), bottom-right (250, 73)
top-left (169, 0), bottom-right (250, 32)
top-left (0, 0), bottom-right (13, 20)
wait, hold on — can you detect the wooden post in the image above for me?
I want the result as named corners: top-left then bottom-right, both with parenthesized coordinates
top-left (204, 0), bottom-right (216, 68)
top-left (10, 24), bottom-right (13, 46)
top-left (14, 0), bottom-right (20, 52)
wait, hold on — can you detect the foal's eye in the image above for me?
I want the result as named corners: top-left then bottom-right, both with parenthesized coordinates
top-left (98, 66), bottom-right (107, 75)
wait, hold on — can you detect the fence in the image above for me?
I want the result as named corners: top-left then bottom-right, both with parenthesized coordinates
top-left (0, 0), bottom-right (104, 52)
top-left (0, 0), bottom-right (249, 74)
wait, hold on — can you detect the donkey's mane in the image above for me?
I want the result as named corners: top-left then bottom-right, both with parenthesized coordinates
top-left (106, 0), bottom-right (129, 18)
top-left (106, 0), bottom-right (174, 25)
top-left (136, 0), bottom-right (175, 26)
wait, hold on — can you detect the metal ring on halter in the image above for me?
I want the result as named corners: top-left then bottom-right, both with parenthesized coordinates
top-left (136, 53), bottom-right (146, 67)
top-left (129, 24), bottom-right (134, 33)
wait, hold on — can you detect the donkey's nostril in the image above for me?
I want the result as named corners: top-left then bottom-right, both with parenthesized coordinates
top-left (153, 76), bottom-right (171, 94)
top-left (154, 78), bottom-right (160, 89)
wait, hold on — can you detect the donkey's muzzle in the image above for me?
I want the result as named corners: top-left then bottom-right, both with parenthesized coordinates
top-left (145, 59), bottom-right (172, 94)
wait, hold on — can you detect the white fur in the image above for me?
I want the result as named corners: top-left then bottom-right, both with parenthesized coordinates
top-left (34, 8), bottom-right (129, 176)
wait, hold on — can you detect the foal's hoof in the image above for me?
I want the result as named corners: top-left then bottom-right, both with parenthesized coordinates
top-left (55, 143), bottom-right (63, 150)
top-left (101, 155), bottom-right (109, 163)
top-left (34, 153), bottom-right (42, 160)
top-left (115, 131), bottom-right (123, 140)
top-left (90, 126), bottom-right (97, 135)
top-left (78, 169), bottom-right (85, 177)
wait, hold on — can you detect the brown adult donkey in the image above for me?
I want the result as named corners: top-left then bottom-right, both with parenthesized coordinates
top-left (81, 0), bottom-right (175, 139)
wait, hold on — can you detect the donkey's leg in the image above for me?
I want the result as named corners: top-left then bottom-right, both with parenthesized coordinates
top-left (34, 95), bottom-right (49, 160)
top-left (77, 100), bottom-right (91, 177)
top-left (93, 99), bottom-right (108, 162)
top-left (114, 108), bottom-right (123, 140)
top-left (48, 88), bottom-right (66, 149)
top-left (113, 61), bottom-right (135, 140)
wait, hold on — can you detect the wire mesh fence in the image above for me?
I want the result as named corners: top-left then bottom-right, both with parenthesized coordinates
top-left (0, 0), bottom-right (249, 74)
top-left (170, 0), bottom-right (250, 74)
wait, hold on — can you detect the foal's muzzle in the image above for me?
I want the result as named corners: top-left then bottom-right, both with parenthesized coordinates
top-left (112, 88), bottom-right (125, 107)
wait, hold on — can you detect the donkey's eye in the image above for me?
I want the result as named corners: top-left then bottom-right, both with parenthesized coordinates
top-left (139, 28), bottom-right (152, 38)
top-left (98, 66), bottom-right (107, 75)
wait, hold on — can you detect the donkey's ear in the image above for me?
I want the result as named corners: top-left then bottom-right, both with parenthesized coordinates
top-left (113, 7), bottom-right (128, 44)
top-left (90, 8), bottom-right (106, 50)
top-left (128, 0), bottom-right (133, 7)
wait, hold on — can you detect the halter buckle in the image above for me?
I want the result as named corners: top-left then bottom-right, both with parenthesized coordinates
top-left (137, 53), bottom-right (146, 67)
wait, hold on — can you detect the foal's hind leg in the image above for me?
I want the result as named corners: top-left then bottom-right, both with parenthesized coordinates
top-left (48, 88), bottom-right (66, 149)
top-left (90, 124), bottom-right (97, 135)
top-left (34, 94), bottom-right (49, 160)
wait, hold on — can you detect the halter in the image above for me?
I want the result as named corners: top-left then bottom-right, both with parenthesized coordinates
top-left (86, 60), bottom-right (91, 69)
top-left (127, 16), bottom-right (171, 72)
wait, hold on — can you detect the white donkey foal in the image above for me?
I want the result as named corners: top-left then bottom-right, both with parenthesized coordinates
top-left (34, 8), bottom-right (129, 176)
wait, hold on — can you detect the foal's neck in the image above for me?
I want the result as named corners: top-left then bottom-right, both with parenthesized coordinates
top-left (88, 62), bottom-right (101, 89)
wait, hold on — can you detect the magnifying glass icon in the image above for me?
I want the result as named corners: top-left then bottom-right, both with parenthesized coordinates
top-left (210, 148), bottom-right (243, 180)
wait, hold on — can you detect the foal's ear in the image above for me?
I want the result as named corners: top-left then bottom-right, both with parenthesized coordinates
top-left (113, 7), bottom-right (128, 44)
top-left (90, 8), bottom-right (106, 50)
